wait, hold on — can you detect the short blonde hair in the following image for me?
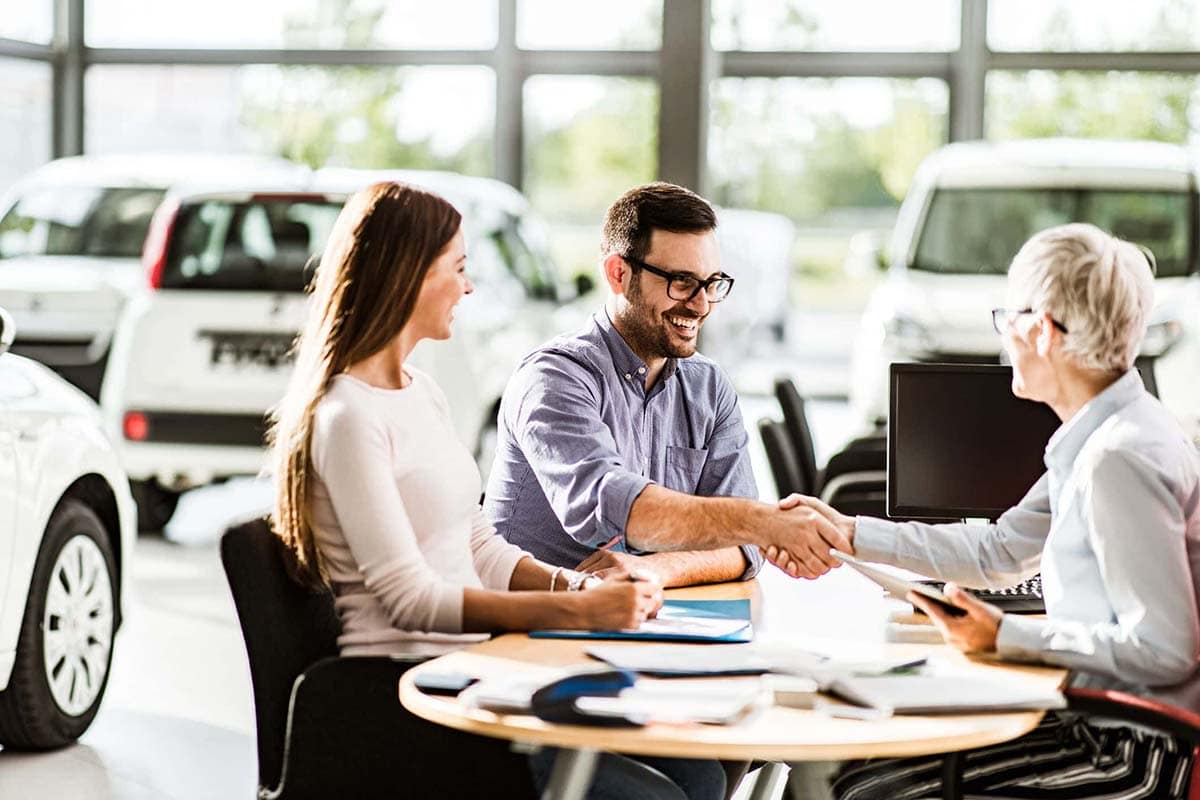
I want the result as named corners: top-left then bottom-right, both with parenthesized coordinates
top-left (1007, 223), bottom-right (1155, 374)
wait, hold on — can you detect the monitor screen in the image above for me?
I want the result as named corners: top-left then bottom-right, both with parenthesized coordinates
top-left (887, 363), bottom-right (1060, 520)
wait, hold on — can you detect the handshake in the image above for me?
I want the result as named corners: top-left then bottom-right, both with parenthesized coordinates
top-left (758, 493), bottom-right (857, 579)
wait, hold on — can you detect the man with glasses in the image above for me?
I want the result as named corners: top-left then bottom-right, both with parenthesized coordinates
top-left (484, 182), bottom-right (850, 590)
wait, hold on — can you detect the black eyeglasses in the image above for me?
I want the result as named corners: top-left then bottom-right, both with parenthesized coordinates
top-left (991, 307), bottom-right (1069, 335)
top-left (623, 256), bottom-right (735, 303)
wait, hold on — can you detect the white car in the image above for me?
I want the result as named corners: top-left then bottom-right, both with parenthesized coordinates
top-left (0, 154), bottom-right (307, 401)
top-left (849, 139), bottom-right (1200, 436)
top-left (0, 306), bottom-right (135, 749)
top-left (100, 168), bottom-right (590, 529)
top-left (702, 207), bottom-right (795, 366)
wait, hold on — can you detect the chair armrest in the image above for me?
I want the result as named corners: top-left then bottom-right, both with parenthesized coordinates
top-left (1065, 687), bottom-right (1200, 745)
top-left (273, 656), bottom-right (535, 800)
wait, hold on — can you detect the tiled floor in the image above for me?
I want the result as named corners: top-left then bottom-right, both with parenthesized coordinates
top-left (0, 392), bottom-right (856, 799)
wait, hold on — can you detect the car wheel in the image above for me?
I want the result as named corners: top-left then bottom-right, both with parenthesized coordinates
top-left (0, 499), bottom-right (117, 749)
top-left (130, 479), bottom-right (181, 532)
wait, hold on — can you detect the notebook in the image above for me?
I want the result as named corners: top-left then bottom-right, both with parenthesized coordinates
top-left (824, 674), bottom-right (1066, 714)
top-left (530, 599), bottom-right (753, 643)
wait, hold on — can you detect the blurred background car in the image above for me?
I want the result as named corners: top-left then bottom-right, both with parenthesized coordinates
top-left (101, 167), bottom-right (592, 530)
top-left (0, 306), bottom-right (135, 749)
top-left (848, 138), bottom-right (1200, 437)
top-left (0, 154), bottom-right (305, 401)
top-left (701, 207), bottom-right (796, 368)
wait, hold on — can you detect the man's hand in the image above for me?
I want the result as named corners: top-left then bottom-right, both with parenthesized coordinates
top-left (907, 583), bottom-right (1002, 653)
top-left (761, 494), bottom-right (856, 578)
top-left (754, 496), bottom-right (854, 579)
top-left (576, 549), bottom-right (662, 584)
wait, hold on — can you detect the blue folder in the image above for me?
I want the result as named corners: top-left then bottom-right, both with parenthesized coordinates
top-left (529, 598), bottom-right (753, 644)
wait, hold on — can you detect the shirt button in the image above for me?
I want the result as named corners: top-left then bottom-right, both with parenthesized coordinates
top-left (624, 373), bottom-right (632, 380)
top-left (637, 367), bottom-right (645, 375)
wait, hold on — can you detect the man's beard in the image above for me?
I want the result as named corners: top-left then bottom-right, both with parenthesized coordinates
top-left (618, 276), bottom-right (701, 360)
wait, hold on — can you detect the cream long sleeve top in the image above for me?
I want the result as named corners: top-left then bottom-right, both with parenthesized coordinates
top-left (309, 368), bottom-right (531, 657)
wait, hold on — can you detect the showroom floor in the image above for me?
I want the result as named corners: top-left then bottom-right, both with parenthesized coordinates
top-left (0, 390), bottom-right (856, 799)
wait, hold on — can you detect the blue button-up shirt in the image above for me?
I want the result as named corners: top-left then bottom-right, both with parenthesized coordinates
top-left (855, 370), bottom-right (1200, 711)
top-left (484, 311), bottom-right (762, 579)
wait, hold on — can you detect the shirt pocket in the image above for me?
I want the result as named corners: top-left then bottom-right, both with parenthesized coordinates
top-left (666, 445), bottom-right (709, 494)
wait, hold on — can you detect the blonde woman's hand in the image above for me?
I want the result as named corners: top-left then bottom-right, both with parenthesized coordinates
top-left (579, 573), bottom-right (663, 631)
top-left (907, 583), bottom-right (1003, 653)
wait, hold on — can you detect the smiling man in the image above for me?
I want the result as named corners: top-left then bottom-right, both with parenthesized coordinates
top-left (484, 183), bottom-right (850, 588)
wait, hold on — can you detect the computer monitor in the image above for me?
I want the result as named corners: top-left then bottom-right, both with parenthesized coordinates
top-left (887, 363), bottom-right (1061, 520)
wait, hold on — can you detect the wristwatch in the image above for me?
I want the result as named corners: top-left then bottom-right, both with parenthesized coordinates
top-left (566, 571), bottom-right (590, 592)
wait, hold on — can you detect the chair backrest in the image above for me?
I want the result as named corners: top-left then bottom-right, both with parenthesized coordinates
top-left (774, 378), bottom-right (819, 494)
top-left (220, 518), bottom-right (341, 793)
top-left (758, 417), bottom-right (807, 498)
top-left (819, 444), bottom-right (888, 516)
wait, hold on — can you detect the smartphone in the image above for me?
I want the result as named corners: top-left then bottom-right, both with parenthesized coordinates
top-left (830, 550), bottom-right (968, 618)
top-left (414, 671), bottom-right (480, 696)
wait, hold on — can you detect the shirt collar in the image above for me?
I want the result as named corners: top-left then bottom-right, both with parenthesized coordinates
top-left (1044, 368), bottom-right (1145, 472)
top-left (594, 310), bottom-right (679, 384)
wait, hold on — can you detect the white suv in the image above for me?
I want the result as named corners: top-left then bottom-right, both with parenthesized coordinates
top-left (100, 168), bottom-right (589, 529)
top-left (0, 306), bottom-right (135, 748)
top-left (849, 139), bottom-right (1200, 436)
top-left (0, 154), bottom-right (305, 401)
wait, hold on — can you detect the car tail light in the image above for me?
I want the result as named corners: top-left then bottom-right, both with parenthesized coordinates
top-left (123, 411), bottom-right (150, 441)
top-left (142, 198), bottom-right (181, 290)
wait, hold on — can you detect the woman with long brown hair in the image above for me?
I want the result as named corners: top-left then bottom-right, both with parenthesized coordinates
top-left (268, 182), bottom-right (726, 799)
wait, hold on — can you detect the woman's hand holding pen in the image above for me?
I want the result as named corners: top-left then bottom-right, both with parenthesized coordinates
top-left (577, 570), bottom-right (663, 631)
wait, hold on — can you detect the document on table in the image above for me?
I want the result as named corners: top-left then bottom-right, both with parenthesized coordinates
top-left (531, 599), bottom-right (753, 643)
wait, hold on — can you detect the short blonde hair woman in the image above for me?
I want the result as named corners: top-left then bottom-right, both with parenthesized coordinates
top-left (775, 223), bottom-right (1199, 799)
top-left (268, 182), bottom-right (727, 800)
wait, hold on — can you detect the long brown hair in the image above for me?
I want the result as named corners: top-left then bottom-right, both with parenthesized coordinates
top-left (268, 182), bottom-right (462, 587)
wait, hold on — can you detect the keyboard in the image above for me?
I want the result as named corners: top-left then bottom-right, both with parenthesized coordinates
top-left (918, 574), bottom-right (1045, 614)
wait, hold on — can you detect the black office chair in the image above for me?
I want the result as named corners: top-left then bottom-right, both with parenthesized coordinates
top-left (939, 687), bottom-right (1200, 800)
top-left (220, 518), bottom-right (536, 800)
top-left (773, 379), bottom-right (820, 495)
top-left (816, 444), bottom-right (887, 516)
top-left (758, 417), bottom-right (807, 498)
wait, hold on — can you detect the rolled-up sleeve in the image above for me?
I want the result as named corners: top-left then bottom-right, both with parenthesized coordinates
top-left (697, 372), bottom-right (762, 579)
top-left (509, 353), bottom-right (651, 548)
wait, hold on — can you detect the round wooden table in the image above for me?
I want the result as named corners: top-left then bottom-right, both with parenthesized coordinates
top-left (400, 568), bottom-right (1066, 799)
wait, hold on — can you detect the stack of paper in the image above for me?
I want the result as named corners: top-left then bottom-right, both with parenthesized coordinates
top-left (574, 679), bottom-right (770, 725)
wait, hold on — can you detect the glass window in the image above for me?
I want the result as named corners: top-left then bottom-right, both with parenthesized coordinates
top-left (0, 58), bottom-right (51, 194)
top-left (0, 0), bottom-right (53, 43)
top-left (0, 187), bottom-right (166, 260)
top-left (164, 197), bottom-right (342, 292)
top-left (86, 0), bottom-right (496, 49)
top-left (85, 65), bottom-right (495, 176)
top-left (914, 189), bottom-right (1193, 278)
top-left (712, 0), bottom-right (958, 51)
top-left (989, 0), bottom-right (1200, 51)
top-left (709, 77), bottom-right (948, 311)
top-left (523, 76), bottom-right (658, 277)
top-left (986, 71), bottom-right (1200, 144)
top-left (518, 0), bottom-right (661, 50)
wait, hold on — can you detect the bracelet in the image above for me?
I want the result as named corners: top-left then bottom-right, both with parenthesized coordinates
top-left (550, 566), bottom-right (564, 592)
top-left (566, 571), bottom-right (589, 592)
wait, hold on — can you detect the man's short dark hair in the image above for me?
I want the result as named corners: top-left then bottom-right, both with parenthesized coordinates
top-left (601, 182), bottom-right (718, 262)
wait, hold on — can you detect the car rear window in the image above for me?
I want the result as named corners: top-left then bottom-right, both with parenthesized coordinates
top-left (0, 186), bottom-right (165, 259)
top-left (162, 197), bottom-right (342, 292)
top-left (913, 188), bottom-right (1195, 278)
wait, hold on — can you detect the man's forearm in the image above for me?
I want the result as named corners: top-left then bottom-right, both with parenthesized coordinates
top-left (637, 548), bottom-right (747, 587)
top-left (625, 484), bottom-right (770, 552)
